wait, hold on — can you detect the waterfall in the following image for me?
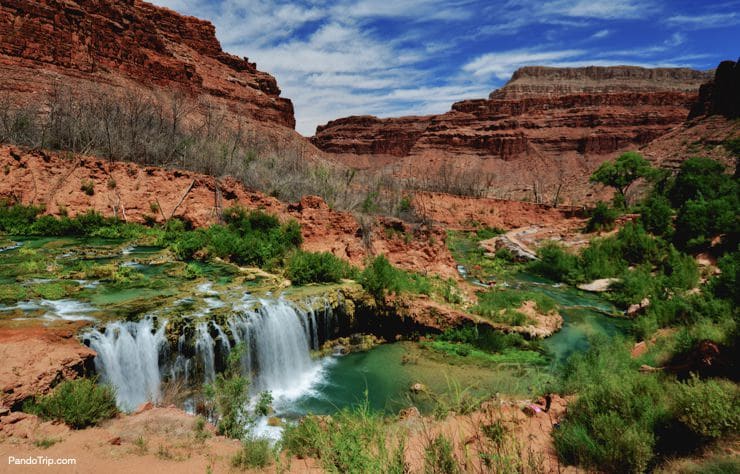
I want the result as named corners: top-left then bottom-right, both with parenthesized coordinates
top-left (84, 318), bottom-right (166, 412)
top-left (84, 296), bottom-right (331, 411)
top-left (247, 299), bottom-right (319, 398)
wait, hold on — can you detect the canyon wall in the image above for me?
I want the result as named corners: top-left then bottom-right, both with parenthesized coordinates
top-left (0, 0), bottom-right (295, 129)
top-left (312, 66), bottom-right (711, 203)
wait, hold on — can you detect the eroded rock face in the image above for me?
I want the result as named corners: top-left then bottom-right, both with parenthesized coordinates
top-left (0, 0), bottom-right (295, 128)
top-left (312, 66), bottom-right (710, 203)
top-left (0, 326), bottom-right (96, 410)
top-left (312, 66), bottom-right (708, 161)
top-left (689, 59), bottom-right (740, 119)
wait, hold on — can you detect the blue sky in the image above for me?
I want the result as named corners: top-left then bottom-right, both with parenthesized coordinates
top-left (150, 0), bottom-right (740, 135)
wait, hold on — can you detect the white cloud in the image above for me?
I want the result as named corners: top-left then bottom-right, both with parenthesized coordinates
top-left (462, 49), bottom-right (585, 79)
top-left (147, 0), bottom-right (729, 136)
top-left (666, 12), bottom-right (739, 29)
top-left (591, 29), bottom-right (611, 39)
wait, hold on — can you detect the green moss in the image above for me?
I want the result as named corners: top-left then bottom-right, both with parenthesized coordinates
top-left (31, 281), bottom-right (78, 300)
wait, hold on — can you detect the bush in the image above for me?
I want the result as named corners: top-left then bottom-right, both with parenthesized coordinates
top-left (282, 400), bottom-right (407, 474)
top-left (608, 266), bottom-right (657, 309)
top-left (203, 343), bottom-right (250, 439)
top-left (359, 255), bottom-right (431, 300)
top-left (0, 201), bottom-right (42, 234)
top-left (672, 375), bottom-right (739, 439)
top-left (555, 338), bottom-right (669, 473)
top-left (26, 378), bottom-right (118, 429)
top-left (585, 201), bottom-right (617, 232)
top-left (579, 236), bottom-right (627, 281)
top-left (231, 437), bottom-right (274, 469)
top-left (641, 194), bottom-right (673, 236)
top-left (286, 251), bottom-right (356, 285)
top-left (616, 223), bottom-right (661, 266)
top-left (712, 251), bottom-right (738, 305)
top-left (668, 157), bottom-right (733, 207)
top-left (424, 434), bottom-right (460, 474)
top-left (528, 242), bottom-right (580, 283)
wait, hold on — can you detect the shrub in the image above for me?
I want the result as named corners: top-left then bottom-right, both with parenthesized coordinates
top-left (668, 157), bottom-right (733, 207)
top-left (26, 378), bottom-right (118, 429)
top-left (579, 236), bottom-right (626, 281)
top-left (424, 434), bottom-right (460, 474)
top-left (585, 201), bottom-right (617, 232)
top-left (528, 242), bottom-right (580, 283)
top-left (286, 251), bottom-right (356, 285)
top-left (169, 230), bottom-right (208, 260)
top-left (0, 201), bottom-right (42, 234)
top-left (231, 437), bottom-right (274, 469)
top-left (608, 266), bottom-right (657, 309)
top-left (282, 399), bottom-right (407, 474)
top-left (203, 343), bottom-right (250, 439)
top-left (555, 338), bottom-right (669, 473)
top-left (672, 375), bottom-right (739, 439)
top-left (80, 179), bottom-right (95, 196)
top-left (359, 255), bottom-right (431, 299)
top-left (712, 251), bottom-right (738, 305)
top-left (641, 194), bottom-right (673, 236)
top-left (616, 223), bottom-right (661, 266)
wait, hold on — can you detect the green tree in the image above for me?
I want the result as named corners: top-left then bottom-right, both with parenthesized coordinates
top-left (590, 152), bottom-right (654, 207)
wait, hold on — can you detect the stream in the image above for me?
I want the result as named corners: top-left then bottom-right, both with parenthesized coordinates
top-left (0, 236), bottom-right (630, 437)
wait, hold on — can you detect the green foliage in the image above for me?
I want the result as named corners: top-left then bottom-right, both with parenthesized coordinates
top-left (359, 255), bottom-right (431, 300)
top-left (579, 236), bottom-right (627, 282)
top-left (204, 343), bottom-right (251, 439)
top-left (424, 434), bottom-right (460, 474)
top-left (607, 266), bottom-right (656, 309)
top-left (26, 378), bottom-right (118, 429)
top-left (80, 179), bottom-right (95, 196)
top-left (640, 194), bottom-right (674, 236)
top-left (528, 242), bottom-right (580, 283)
top-left (590, 152), bottom-right (654, 207)
top-left (554, 338), bottom-right (669, 473)
top-left (585, 201), bottom-right (618, 232)
top-left (666, 158), bottom-right (739, 251)
top-left (712, 250), bottom-right (739, 305)
top-left (231, 437), bottom-right (274, 469)
top-left (255, 391), bottom-right (273, 417)
top-left (286, 251), bottom-right (356, 285)
top-left (674, 197), bottom-right (738, 250)
top-left (473, 288), bottom-right (557, 325)
top-left (668, 157), bottom-right (733, 206)
top-left (282, 398), bottom-right (407, 474)
top-left (475, 226), bottom-right (504, 240)
top-left (672, 375), bottom-right (740, 439)
top-left (159, 208), bottom-right (302, 267)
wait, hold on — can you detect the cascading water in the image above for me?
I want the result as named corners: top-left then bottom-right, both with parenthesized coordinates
top-left (83, 295), bottom-right (333, 411)
top-left (84, 318), bottom-right (166, 412)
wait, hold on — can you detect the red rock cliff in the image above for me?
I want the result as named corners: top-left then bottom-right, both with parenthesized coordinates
top-left (0, 0), bottom-right (295, 128)
top-left (312, 66), bottom-right (709, 161)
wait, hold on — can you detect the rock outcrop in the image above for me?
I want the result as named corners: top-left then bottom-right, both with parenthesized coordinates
top-left (0, 326), bottom-right (96, 410)
top-left (312, 66), bottom-right (711, 203)
top-left (313, 66), bottom-right (708, 160)
top-left (689, 59), bottom-right (740, 119)
top-left (0, 0), bottom-right (295, 129)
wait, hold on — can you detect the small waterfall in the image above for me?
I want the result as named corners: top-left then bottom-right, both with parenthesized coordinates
top-left (84, 318), bottom-right (166, 412)
top-left (248, 299), bottom-right (319, 398)
top-left (84, 295), bottom-right (333, 411)
top-left (195, 323), bottom-right (217, 383)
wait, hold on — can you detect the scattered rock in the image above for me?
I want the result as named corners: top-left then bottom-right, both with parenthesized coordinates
top-left (578, 278), bottom-right (620, 292)
top-left (398, 406), bottom-right (421, 421)
top-left (626, 297), bottom-right (650, 317)
top-left (410, 383), bottom-right (427, 394)
top-left (134, 402), bottom-right (154, 414)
